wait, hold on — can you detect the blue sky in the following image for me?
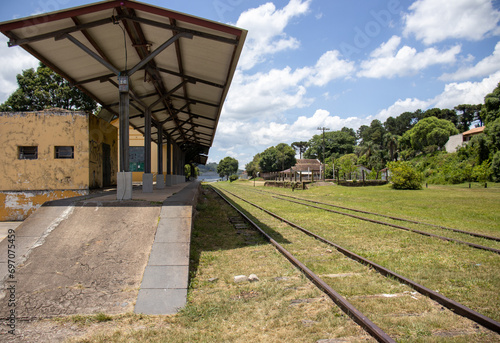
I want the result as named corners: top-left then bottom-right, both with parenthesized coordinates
top-left (1, 0), bottom-right (499, 167)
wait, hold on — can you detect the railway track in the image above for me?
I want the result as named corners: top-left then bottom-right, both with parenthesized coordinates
top-left (256, 189), bottom-right (500, 243)
top-left (247, 188), bottom-right (500, 255)
top-left (210, 185), bottom-right (500, 340)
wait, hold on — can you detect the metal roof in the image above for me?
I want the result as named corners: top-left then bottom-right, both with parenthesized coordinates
top-left (0, 0), bottom-right (246, 164)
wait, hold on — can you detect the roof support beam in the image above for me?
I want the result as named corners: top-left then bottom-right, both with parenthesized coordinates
top-left (63, 33), bottom-right (121, 75)
top-left (7, 16), bottom-right (119, 47)
top-left (127, 32), bottom-right (193, 76)
top-left (122, 15), bottom-right (238, 45)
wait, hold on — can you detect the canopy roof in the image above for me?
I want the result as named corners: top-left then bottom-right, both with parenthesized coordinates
top-left (0, 0), bottom-right (246, 164)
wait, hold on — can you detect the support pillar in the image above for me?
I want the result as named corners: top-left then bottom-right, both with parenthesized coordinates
top-left (142, 108), bottom-right (153, 193)
top-left (156, 124), bottom-right (165, 189)
top-left (166, 136), bottom-right (172, 186)
top-left (117, 78), bottom-right (132, 200)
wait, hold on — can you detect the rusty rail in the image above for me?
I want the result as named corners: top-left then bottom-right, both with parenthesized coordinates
top-left (215, 186), bottom-right (500, 334)
top-left (211, 186), bottom-right (396, 343)
top-left (275, 196), bottom-right (500, 255)
top-left (257, 189), bottom-right (500, 242)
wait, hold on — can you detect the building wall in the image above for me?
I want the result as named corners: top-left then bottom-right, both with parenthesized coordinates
top-left (0, 110), bottom-right (89, 191)
top-left (113, 121), bottom-right (170, 182)
top-left (445, 133), bottom-right (464, 153)
top-left (0, 110), bottom-right (117, 221)
top-left (88, 115), bottom-right (118, 188)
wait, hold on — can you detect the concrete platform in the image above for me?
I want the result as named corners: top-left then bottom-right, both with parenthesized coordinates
top-left (0, 222), bottom-right (23, 241)
top-left (0, 180), bottom-right (200, 317)
top-left (135, 181), bottom-right (200, 315)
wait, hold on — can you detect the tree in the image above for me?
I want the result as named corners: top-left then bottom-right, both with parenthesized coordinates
top-left (245, 153), bottom-right (261, 178)
top-left (455, 104), bottom-right (482, 132)
top-left (401, 116), bottom-right (459, 153)
top-left (387, 161), bottom-right (423, 190)
top-left (481, 82), bottom-right (500, 125)
top-left (384, 110), bottom-right (423, 136)
top-left (304, 128), bottom-right (356, 160)
top-left (335, 153), bottom-right (358, 180)
top-left (291, 141), bottom-right (309, 159)
top-left (259, 143), bottom-right (296, 173)
top-left (423, 108), bottom-right (458, 128)
top-left (217, 157), bottom-right (238, 180)
top-left (0, 62), bottom-right (98, 113)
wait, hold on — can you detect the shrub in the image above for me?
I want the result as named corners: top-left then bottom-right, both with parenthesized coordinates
top-left (387, 161), bottom-right (424, 190)
top-left (492, 151), bottom-right (500, 182)
top-left (229, 174), bottom-right (239, 182)
top-left (472, 161), bottom-right (492, 185)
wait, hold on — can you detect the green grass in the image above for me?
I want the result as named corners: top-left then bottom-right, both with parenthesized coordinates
top-left (42, 182), bottom-right (500, 342)
top-left (212, 181), bottom-right (500, 341)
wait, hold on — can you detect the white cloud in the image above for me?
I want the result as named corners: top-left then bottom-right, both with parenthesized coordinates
top-left (0, 36), bottom-right (39, 103)
top-left (403, 0), bottom-right (500, 45)
top-left (222, 67), bottom-right (312, 121)
top-left (304, 50), bottom-right (355, 86)
top-left (235, 0), bottom-right (311, 70)
top-left (357, 35), bottom-right (461, 78)
top-left (375, 98), bottom-right (431, 121)
top-left (432, 70), bottom-right (500, 108)
top-left (440, 41), bottom-right (500, 81)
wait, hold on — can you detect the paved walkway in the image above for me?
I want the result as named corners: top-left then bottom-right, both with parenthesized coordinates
top-left (135, 182), bottom-right (200, 314)
top-left (0, 181), bottom-right (200, 317)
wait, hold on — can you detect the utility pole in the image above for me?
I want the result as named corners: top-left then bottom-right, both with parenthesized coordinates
top-left (317, 127), bottom-right (330, 180)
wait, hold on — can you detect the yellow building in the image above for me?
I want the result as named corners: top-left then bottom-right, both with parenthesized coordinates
top-left (0, 108), bottom-right (118, 220)
top-left (111, 120), bottom-right (187, 185)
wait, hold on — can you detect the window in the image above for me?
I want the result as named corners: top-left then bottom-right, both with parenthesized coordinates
top-left (55, 146), bottom-right (74, 159)
top-left (18, 146), bottom-right (38, 160)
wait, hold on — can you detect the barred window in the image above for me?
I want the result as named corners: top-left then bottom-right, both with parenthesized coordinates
top-left (55, 146), bottom-right (74, 159)
top-left (18, 146), bottom-right (38, 160)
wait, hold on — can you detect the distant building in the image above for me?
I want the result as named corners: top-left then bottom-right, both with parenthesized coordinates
top-left (274, 159), bottom-right (324, 181)
top-left (445, 126), bottom-right (485, 153)
top-left (0, 109), bottom-right (117, 220)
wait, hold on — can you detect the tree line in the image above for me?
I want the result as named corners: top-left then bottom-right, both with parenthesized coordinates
top-left (242, 82), bottom-right (500, 184)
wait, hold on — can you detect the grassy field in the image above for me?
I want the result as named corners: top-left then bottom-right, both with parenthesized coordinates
top-left (46, 181), bottom-right (500, 342)
top-left (211, 180), bottom-right (500, 341)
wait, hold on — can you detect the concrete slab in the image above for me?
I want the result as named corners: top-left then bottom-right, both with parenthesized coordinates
top-left (148, 242), bottom-right (190, 266)
top-left (140, 265), bottom-right (189, 289)
top-left (0, 222), bottom-right (22, 241)
top-left (165, 175), bottom-right (174, 186)
top-left (155, 218), bottom-right (192, 243)
top-left (134, 181), bottom-right (200, 315)
top-left (156, 175), bottom-right (165, 189)
top-left (160, 205), bottom-right (192, 219)
top-left (142, 173), bottom-right (154, 193)
top-left (117, 172), bottom-right (133, 200)
top-left (135, 288), bottom-right (187, 315)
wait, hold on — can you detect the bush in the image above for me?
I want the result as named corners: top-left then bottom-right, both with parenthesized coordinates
top-left (229, 174), bottom-right (239, 182)
top-left (492, 151), bottom-right (500, 182)
top-left (387, 161), bottom-right (424, 190)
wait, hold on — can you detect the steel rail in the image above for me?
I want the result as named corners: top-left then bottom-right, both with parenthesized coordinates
top-left (274, 195), bottom-right (500, 255)
top-left (215, 186), bottom-right (500, 334)
top-left (254, 189), bottom-right (500, 242)
top-left (210, 186), bottom-right (396, 343)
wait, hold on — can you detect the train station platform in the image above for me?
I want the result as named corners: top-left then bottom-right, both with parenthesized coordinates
top-left (0, 181), bottom-right (200, 319)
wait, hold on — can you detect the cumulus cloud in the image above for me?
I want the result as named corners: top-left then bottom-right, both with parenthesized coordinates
top-left (403, 0), bottom-right (500, 45)
top-left (432, 70), bottom-right (500, 108)
top-left (0, 36), bottom-right (39, 103)
top-left (440, 41), bottom-right (500, 81)
top-left (357, 35), bottom-right (461, 78)
top-left (221, 67), bottom-right (312, 121)
top-left (375, 98), bottom-right (431, 121)
top-left (303, 50), bottom-right (355, 86)
top-left (235, 0), bottom-right (311, 70)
